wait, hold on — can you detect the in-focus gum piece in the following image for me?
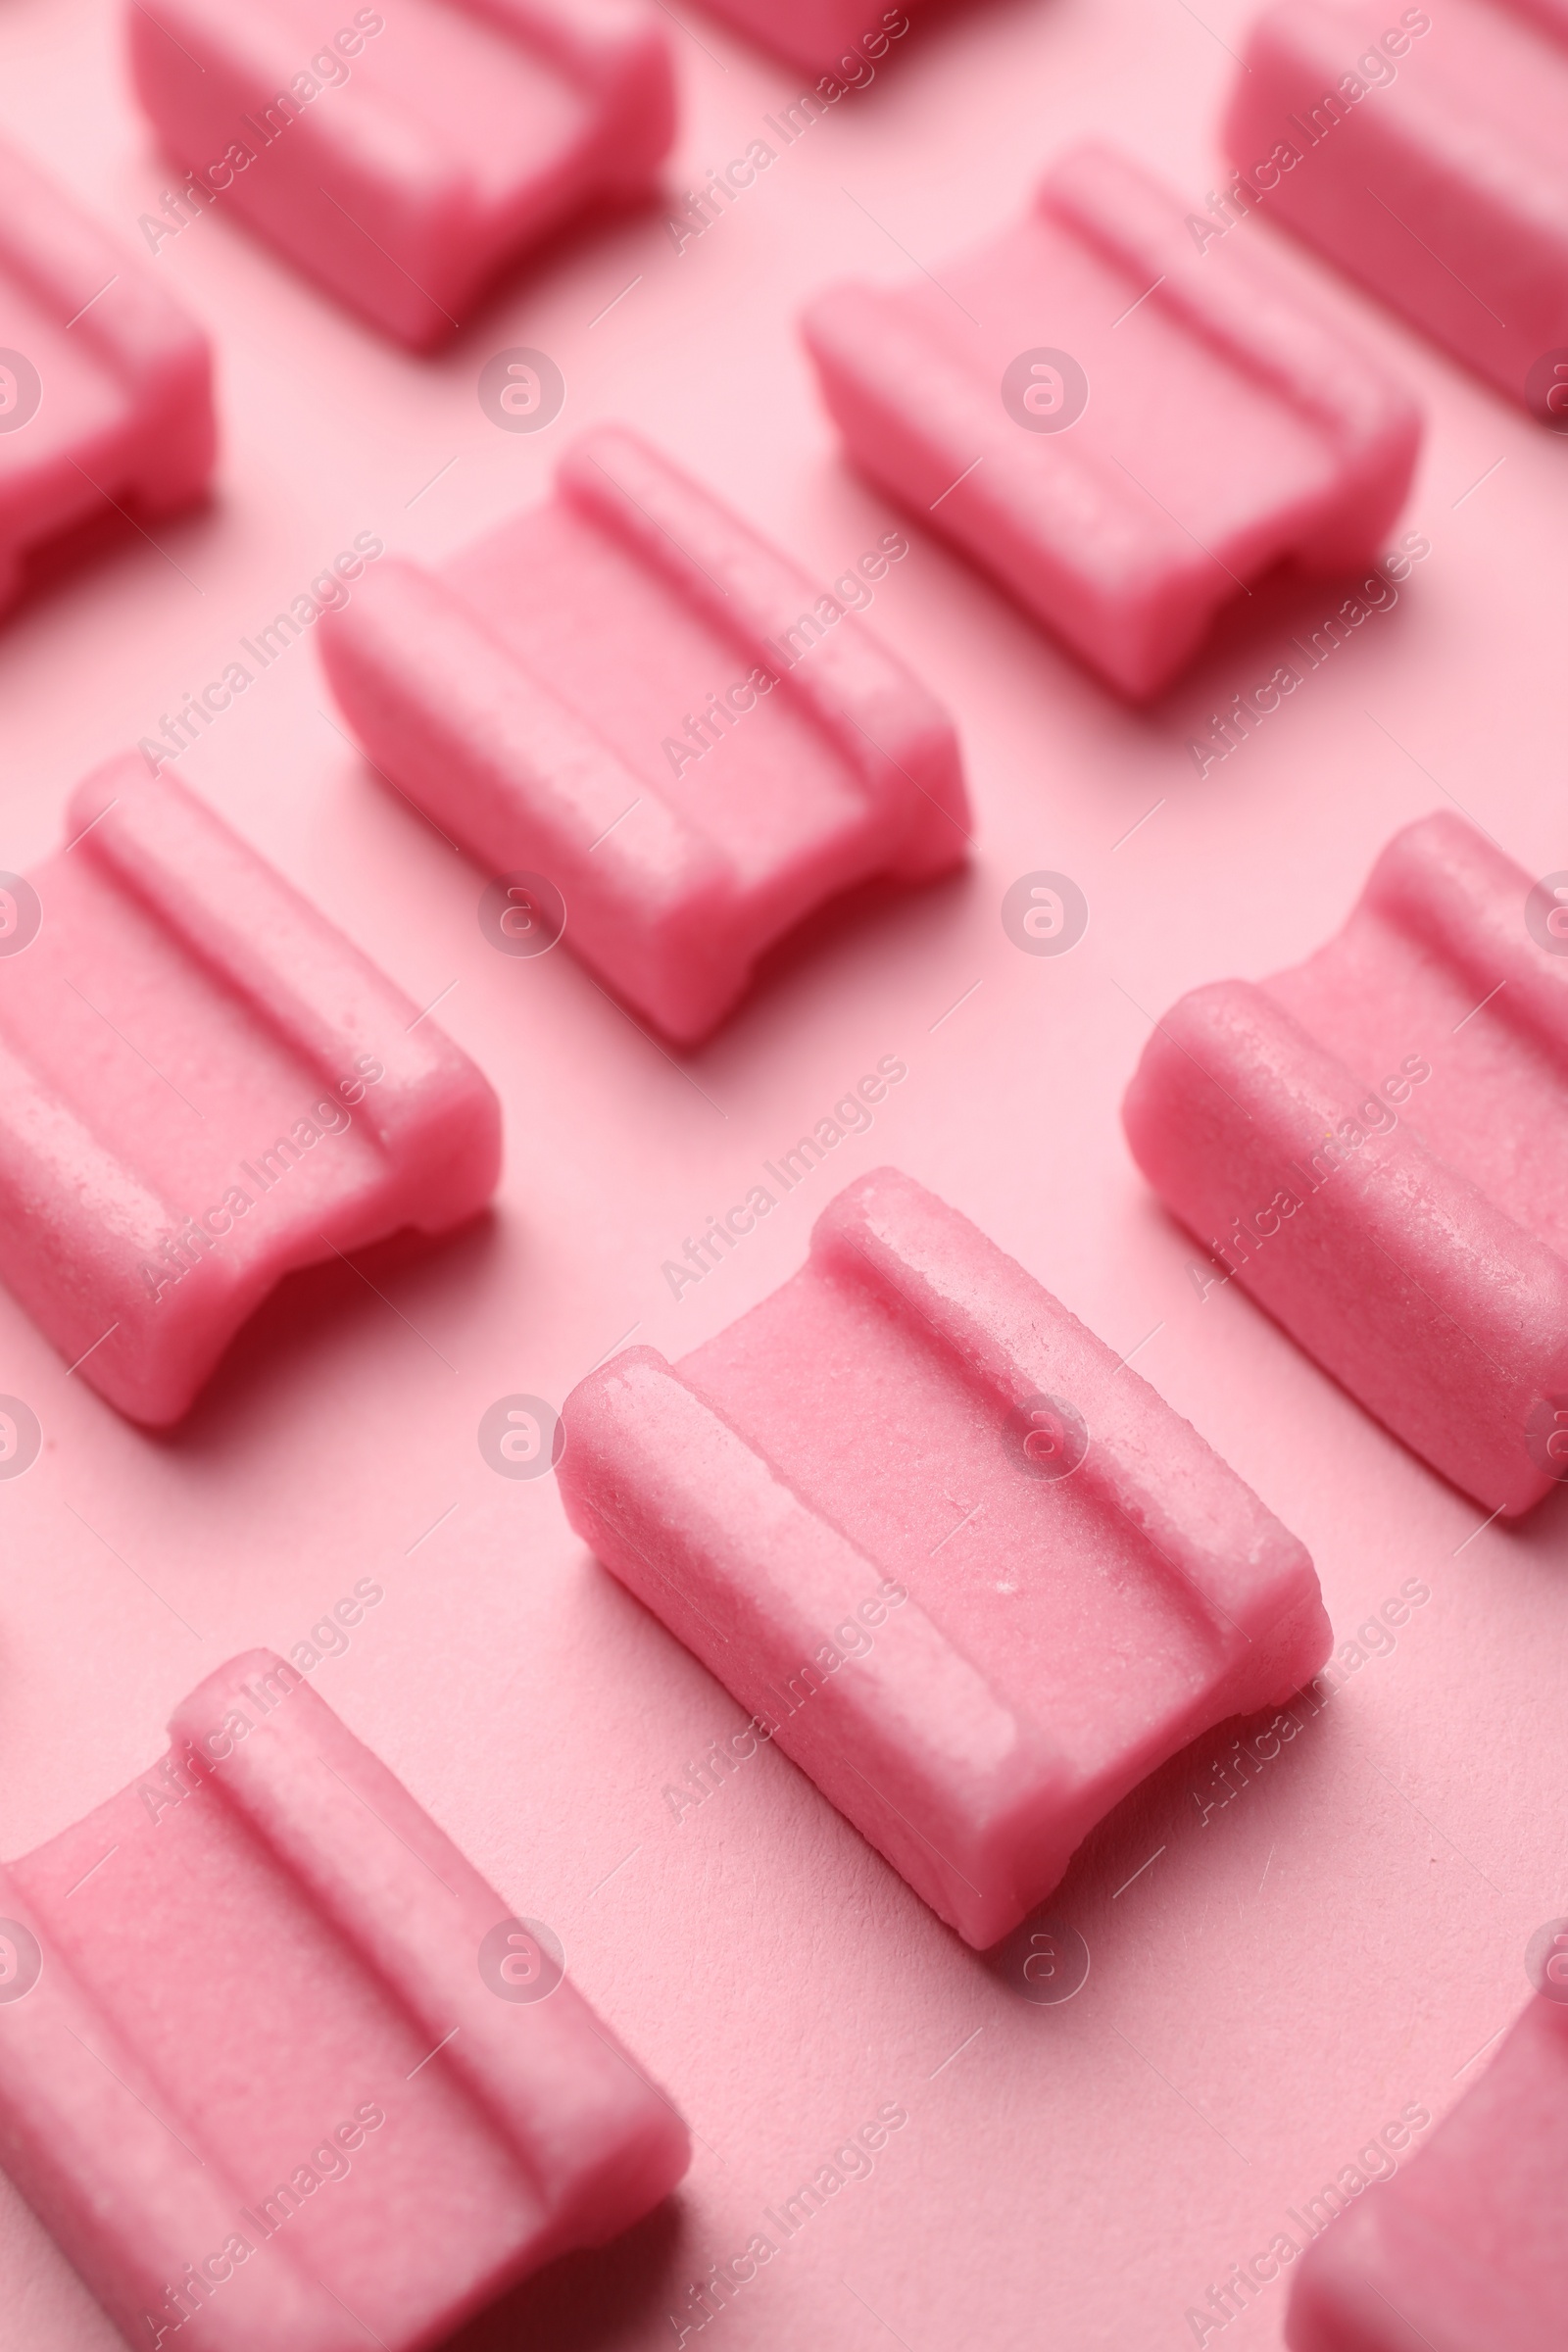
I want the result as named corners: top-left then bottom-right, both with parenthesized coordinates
top-left (0, 756), bottom-right (500, 1426)
top-left (1286, 1999), bottom-right (1562, 2350)
top-left (0, 1652), bottom-right (689, 2352)
top-left (801, 140), bottom-right (1421, 699)
top-left (558, 1167), bottom-right (1329, 1949)
top-left (0, 135), bottom-right (214, 616)
top-left (126, 0), bottom-right (675, 349)
top-left (1225, 0), bottom-right (1568, 419)
top-left (319, 425), bottom-right (969, 1045)
top-left (694, 0), bottom-right (914, 74)
top-left (1122, 811), bottom-right (1568, 1516)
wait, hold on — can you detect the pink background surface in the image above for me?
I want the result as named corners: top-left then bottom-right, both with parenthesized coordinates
top-left (1, 1), bottom-right (1565, 2347)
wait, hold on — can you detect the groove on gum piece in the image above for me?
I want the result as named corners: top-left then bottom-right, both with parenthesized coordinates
top-left (559, 1166), bottom-right (1329, 1949)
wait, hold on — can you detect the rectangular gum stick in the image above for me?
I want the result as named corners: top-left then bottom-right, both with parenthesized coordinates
top-left (1123, 812), bottom-right (1568, 1514)
top-left (0, 1653), bottom-right (689, 2351)
top-left (0, 136), bottom-right (214, 610)
top-left (560, 1168), bottom-right (1329, 1947)
top-left (320, 426), bottom-right (969, 1042)
top-left (0, 757), bottom-right (500, 1422)
top-left (801, 141), bottom-right (1420, 696)
top-left (1225, 0), bottom-right (1568, 413)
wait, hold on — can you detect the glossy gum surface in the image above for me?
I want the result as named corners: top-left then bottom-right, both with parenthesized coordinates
top-left (0, 135), bottom-right (214, 615)
top-left (1226, 0), bottom-right (1568, 415)
top-left (802, 140), bottom-right (1421, 697)
top-left (319, 425), bottom-right (970, 1043)
top-left (1122, 812), bottom-right (1568, 1516)
top-left (126, 0), bottom-right (676, 348)
top-left (1285, 1996), bottom-right (1568, 2351)
top-left (559, 1168), bottom-right (1330, 1948)
top-left (0, 757), bottom-right (500, 1426)
top-left (0, 1651), bottom-right (689, 2352)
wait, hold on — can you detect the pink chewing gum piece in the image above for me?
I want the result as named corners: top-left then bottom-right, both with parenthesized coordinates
top-left (694, 0), bottom-right (912, 74)
top-left (1122, 811), bottom-right (1568, 1516)
top-left (1285, 1998), bottom-right (1567, 2350)
top-left (0, 1651), bottom-right (689, 2352)
top-left (126, 0), bottom-right (675, 349)
top-left (0, 135), bottom-right (214, 616)
top-left (319, 424), bottom-right (969, 1045)
top-left (800, 140), bottom-right (1421, 699)
top-left (0, 755), bottom-right (500, 1426)
top-left (557, 1167), bottom-right (1329, 1949)
top-left (1225, 0), bottom-right (1568, 418)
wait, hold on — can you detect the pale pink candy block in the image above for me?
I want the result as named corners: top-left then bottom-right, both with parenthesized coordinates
top-left (126, 0), bottom-right (675, 349)
top-left (1226, 0), bottom-right (1568, 419)
top-left (0, 756), bottom-right (500, 1426)
top-left (319, 424), bottom-right (969, 1045)
top-left (0, 136), bottom-right (214, 616)
top-left (558, 1167), bottom-right (1328, 1949)
top-left (1286, 1998), bottom-right (1567, 2350)
top-left (1123, 812), bottom-right (1568, 1516)
top-left (0, 1650), bottom-right (689, 2352)
top-left (801, 140), bottom-right (1421, 699)
top-left (694, 0), bottom-right (913, 74)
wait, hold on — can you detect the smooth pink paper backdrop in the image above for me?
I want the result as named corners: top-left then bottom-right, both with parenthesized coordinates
top-left (1, 2), bottom-right (1564, 2348)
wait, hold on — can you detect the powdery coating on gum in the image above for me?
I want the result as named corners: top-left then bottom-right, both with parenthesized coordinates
top-left (1122, 810), bottom-right (1568, 1515)
top-left (557, 1166), bottom-right (1330, 1949)
top-left (1224, 0), bottom-right (1568, 415)
top-left (0, 756), bottom-right (501, 1425)
top-left (0, 134), bottom-right (214, 616)
top-left (1284, 1999), bottom-right (1568, 2351)
top-left (319, 424), bottom-right (970, 1045)
top-left (126, 0), bottom-right (677, 348)
top-left (801, 139), bottom-right (1421, 700)
top-left (0, 1652), bottom-right (689, 2352)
